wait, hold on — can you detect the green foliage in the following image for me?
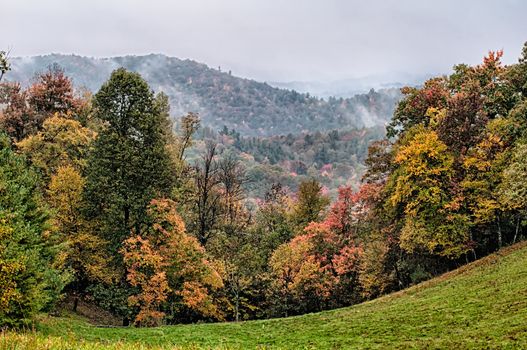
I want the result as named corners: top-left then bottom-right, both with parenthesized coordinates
top-left (82, 69), bottom-right (177, 321)
top-left (206, 126), bottom-right (385, 198)
top-left (252, 184), bottom-right (294, 260)
top-left (0, 134), bottom-right (66, 326)
top-left (84, 68), bottom-right (175, 246)
top-left (290, 179), bottom-right (330, 231)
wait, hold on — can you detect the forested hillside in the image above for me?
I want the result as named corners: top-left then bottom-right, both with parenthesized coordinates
top-left (1, 43), bottom-right (526, 331)
top-left (8, 54), bottom-right (401, 136)
top-left (190, 126), bottom-right (385, 199)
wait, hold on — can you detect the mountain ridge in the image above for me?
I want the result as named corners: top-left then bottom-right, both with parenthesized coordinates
top-left (8, 53), bottom-right (402, 136)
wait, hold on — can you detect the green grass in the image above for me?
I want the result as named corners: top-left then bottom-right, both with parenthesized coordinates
top-left (3, 242), bottom-right (527, 349)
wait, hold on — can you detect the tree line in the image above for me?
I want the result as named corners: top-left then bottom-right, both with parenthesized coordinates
top-left (0, 43), bottom-right (526, 327)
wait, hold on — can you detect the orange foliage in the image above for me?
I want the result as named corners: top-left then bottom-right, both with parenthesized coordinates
top-left (122, 199), bottom-right (224, 326)
top-left (122, 235), bottom-right (169, 326)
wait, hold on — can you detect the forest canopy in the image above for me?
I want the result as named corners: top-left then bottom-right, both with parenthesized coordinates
top-left (0, 42), bottom-right (526, 327)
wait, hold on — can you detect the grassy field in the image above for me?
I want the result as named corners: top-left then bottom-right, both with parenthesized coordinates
top-left (2, 241), bottom-right (527, 349)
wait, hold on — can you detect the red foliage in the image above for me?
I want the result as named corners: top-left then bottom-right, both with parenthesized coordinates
top-left (0, 65), bottom-right (82, 141)
top-left (27, 65), bottom-right (80, 116)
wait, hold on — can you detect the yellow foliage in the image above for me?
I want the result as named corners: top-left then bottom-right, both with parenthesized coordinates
top-left (17, 115), bottom-right (96, 179)
top-left (47, 165), bottom-right (113, 284)
top-left (391, 127), bottom-right (453, 216)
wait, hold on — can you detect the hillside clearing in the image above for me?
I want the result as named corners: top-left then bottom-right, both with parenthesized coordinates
top-left (2, 241), bottom-right (526, 349)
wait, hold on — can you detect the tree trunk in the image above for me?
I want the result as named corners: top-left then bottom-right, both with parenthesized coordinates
top-left (284, 293), bottom-right (289, 318)
top-left (497, 216), bottom-right (502, 249)
top-left (513, 215), bottom-right (520, 244)
top-left (235, 295), bottom-right (240, 322)
top-left (469, 231), bottom-right (477, 261)
top-left (72, 296), bottom-right (79, 312)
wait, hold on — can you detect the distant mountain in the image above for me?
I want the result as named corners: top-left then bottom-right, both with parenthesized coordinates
top-left (270, 72), bottom-right (436, 99)
top-left (8, 54), bottom-right (402, 136)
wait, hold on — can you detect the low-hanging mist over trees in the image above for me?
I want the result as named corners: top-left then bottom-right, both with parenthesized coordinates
top-left (7, 54), bottom-right (402, 137)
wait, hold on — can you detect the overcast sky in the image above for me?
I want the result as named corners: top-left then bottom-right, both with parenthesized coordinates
top-left (2, 0), bottom-right (526, 82)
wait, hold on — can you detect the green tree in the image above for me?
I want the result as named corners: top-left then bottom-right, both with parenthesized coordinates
top-left (0, 134), bottom-right (66, 326)
top-left (83, 69), bottom-right (175, 323)
top-left (291, 179), bottom-right (329, 232)
top-left (84, 68), bottom-right (175, 247)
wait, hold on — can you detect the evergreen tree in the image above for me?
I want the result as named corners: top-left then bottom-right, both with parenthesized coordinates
top-left (0, 134), bottom-right (65, 326)
top-left (84, 68), bottom-right (175, 251)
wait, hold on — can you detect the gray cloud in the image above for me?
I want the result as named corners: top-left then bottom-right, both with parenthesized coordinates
top-left (2, 0), bottom-right (526, 82)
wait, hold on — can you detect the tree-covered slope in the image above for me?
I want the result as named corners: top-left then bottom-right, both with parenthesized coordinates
top-left (8, 54), bottom-right (401, 136)
top-left (4, 241), bottom-right (526, 349)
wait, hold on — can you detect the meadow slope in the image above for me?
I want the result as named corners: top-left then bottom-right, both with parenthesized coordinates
top-left (2, 241), bottom-right (527, 349)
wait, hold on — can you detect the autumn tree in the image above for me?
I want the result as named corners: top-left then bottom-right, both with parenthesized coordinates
top-left (387, 77), bottom-right (448, 137)
top-left (122, 199), bottom-right (223, 326)
top-left (122, 235), bottom-right (169, 326)
top-left (0, 64), bottom-right (83, 142)
top-left (269, 233), bottom-right (330, 316)
top-left (324, 186), bottom-right (370, 240)
top-left (17, 115), bottom-right (96, 180)
top-left (389, 126), bottom-right (469, 258)
top-left (358, 239), bottom-right (395, 299)
top-left (290, 179), bottom-right (329, 232)
top-left (0, 82), bottom-right (34, 142)
top-left (28, 64), bottom-right (79, 116)
top-left (47, 165), bottom-right (111, 310)
top-left (461, 117), bottom-right (518, 252)
top-left (501, 142), bottom-right (527, 243)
